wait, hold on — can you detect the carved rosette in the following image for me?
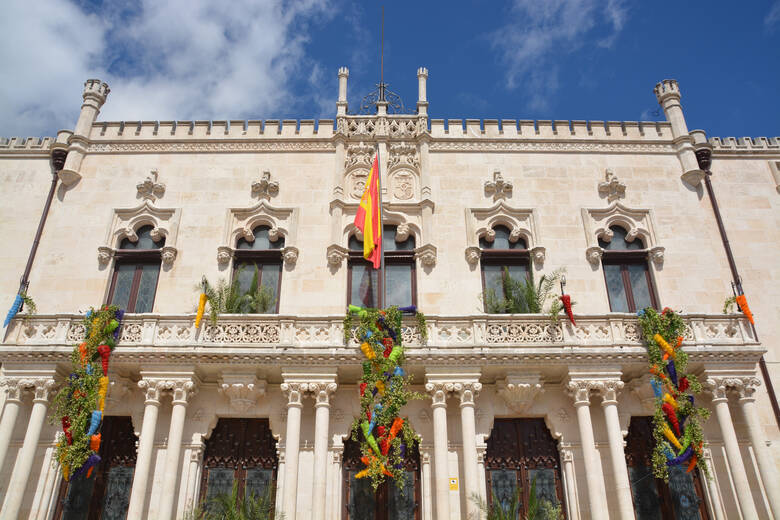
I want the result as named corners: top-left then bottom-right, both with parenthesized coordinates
top-left (425, 382), bottom-right (454, 408)
top-left (219, 379), bottom-right (266, 413)
top-left (497, 376), bottom-right (544, 414)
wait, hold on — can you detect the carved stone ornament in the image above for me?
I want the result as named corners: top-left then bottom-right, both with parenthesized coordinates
top-left (414, 244), bottom-right (437, 267)
top-left (465, 246), bottom-right (481, 266)
top-left (597, 168), bottom-right (626, 202)
top-left (326, 244), bottom-right (349, 267)
top-left (581, 201), bottom-right (663, 266)
top-left (345, 141), bottom-right (375, 170)
top-left (282, 246), bottom-right (299, 266)
top-left (136, 169), bottom-right (166, 201)
top-left (425, 381), bottom-right (454, 407)
top-left (453, 382), bottom-right (482, 406)
top-left (565, 379), bottom-right (599, 406)
top-left (349, 170), bottom-right (368, 200)
top-left (530, 246), bottom-right (546, 268)
top-left (466, 202), bottom-right (544, 265)
top-left (594, 379), bottom-right (625, 404)
top-left (484, 170), bottom-right (513, 201)
top-left (387, 142), bottom-right (420, 170)
top-left (100, 200), bottom-right (182, 267)
top-left (306, 381), bottom-right (338, 406)
top-left (219, 374), bottom-right (266, 413)
top-left (497, 375), bottom-right (543, 414)
top-left (280, 382), bottom-right (305, 407)
top-left (251, 170), bottom-right (279, 199)
top-left (217, 246), bottom-right (234, 266)
top-left (221, 201), bottom-right (300, 268)
top-left (0, 377), bottom-right (26, 402)
top-left (164, 379), bottom-right (198, 404)
top-left (391, 170), bottom-right (415, 200)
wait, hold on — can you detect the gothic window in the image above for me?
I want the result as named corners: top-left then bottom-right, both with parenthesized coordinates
top-left (480, 225), bottom-right (530, 313)
top-left (342, 437), bottom-right (420, 520)
top-left (600, 226), bottom-right (658, 313)
top-left (485, 418), bottom-right (566, 518)
top-left (107, 225), bottom-right (164, 313)
top-left (625, 417), bottom-right (710, 520)
top-left (54, 416), bottom-right (137, 520)
top-left (199, 419), bottom-right (278, 507)
top-left (348, 226), bottom-right (416, 308)
top-left (233, 225), bottom-right (283, 313)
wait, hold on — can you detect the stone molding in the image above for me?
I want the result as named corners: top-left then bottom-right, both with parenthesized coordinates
top-left (465, 201), bottom-right (545, 267)
top-left (87, 141), bottom-right (336, 154)
top-left (219, 200), bottom-right (300, 268)
top-left (219, 374), bottom-right (266, 413)
top-left (497, 374), bottom-right (544, 414)
top-left (99, 200), bottom-right (181, 268)
top-left (581, 201), bottom-right (664, 266)
top-left (429, 141), bottom-right (674, 154)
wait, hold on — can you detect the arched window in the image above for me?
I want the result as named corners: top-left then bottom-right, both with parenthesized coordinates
top-left (625, 417), bottom-right (710, 519)
top-left (348, 225), bottom-right (416, 308)
top-left (599, 226), bottom-right (658, 312)
top-left (485, 418), bottom-right (566, 517)
top-left (233, 225), bottom-right (283, 313)
top-left (342, 437), bottom-right (420, 519)
top-left (107, 225), bottom-right (164, 313)
top-left (53, 416), bottom-right (137, 519)
top-left (200, 418), bottom-right (278, 508)
top-left (480, 225), bottom-right (530, 313)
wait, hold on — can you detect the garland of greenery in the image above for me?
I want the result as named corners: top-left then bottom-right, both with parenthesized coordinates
top-left (346, 304), bottom-right (423, 489)
top-left (50, 305), bottom-right (123, 481)
top-left (637, 307), bottom-right (709, 481)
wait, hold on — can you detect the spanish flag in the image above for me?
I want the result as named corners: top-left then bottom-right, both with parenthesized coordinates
top-left (354, 153), bottom-right (382, 268)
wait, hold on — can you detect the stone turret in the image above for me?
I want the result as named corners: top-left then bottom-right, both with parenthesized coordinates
top-left (417, 67), bottom-right (429, 116)
top-left (59, 79), bottom-right (110, 186)
top-left (653, 79), bottom-right (704, 186)
top-left (337, 67), bottom-right (349, 116)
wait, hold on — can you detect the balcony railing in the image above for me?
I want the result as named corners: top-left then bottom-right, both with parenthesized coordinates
top-left (3, 313), bottom-right (758, 350)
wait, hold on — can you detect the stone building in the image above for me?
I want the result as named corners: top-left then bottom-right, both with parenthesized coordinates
top-left (0, 67), bottom-right (779, 519)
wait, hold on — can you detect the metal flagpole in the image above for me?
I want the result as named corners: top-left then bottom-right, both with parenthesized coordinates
top-left (376, 145), bottom-right (386, 309)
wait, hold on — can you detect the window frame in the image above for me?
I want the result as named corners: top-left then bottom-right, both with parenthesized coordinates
top-left (106, 239), bottom-right (163, 313)
top-left (601, 250), bottom-right (659, 313)
top-left (346, 226), bottom-right (417, 308)
top-left (479, 231), bottom-right (531, 312)
top-left (232, 249), bottom-right (283, 314)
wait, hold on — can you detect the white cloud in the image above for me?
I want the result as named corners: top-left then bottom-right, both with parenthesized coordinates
top-left (0, 0), bottom-right (332, 137)
top-left (766, 1), bottom-right (780, 30)
top-left (491, 0), bottom-right (628, 110)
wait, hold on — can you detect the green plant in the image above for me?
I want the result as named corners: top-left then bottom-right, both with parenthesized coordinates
top-left (202, 266), bottom-right (277, 325)
top-left (484, 268), bottom-right (564, 316)
top-left (20, 291), bottom-right (36, 315)
top-left (471, 478), bottom-right (563, 520)
top-left (246, 267), bottom-right (276, 314)
top-left (722, 295), bottom-right (737, 314)
top-left (186, 481), bottom-right (281, 520)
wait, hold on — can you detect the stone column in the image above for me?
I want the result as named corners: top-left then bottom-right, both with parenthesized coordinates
top-left (126, 379), bottom-right (163, 520)
top-left (700, 447), bottom-right (726, 520)
top-left (734, 377), bottom-right (780, 518)
top-left (455, 382), bottom-right (482, 520)
top-left (0, 378), bottom-right (24, 475)
top-left (706, 377), bottom-right (759, 520)
top-left (59, 79), bottom-right (110, 186)
top-left (337, 67), bottom-right (349, 116)
top-left (157, 379), bottom-right (198, 520)
top-left (595, 380), bottom-right (634, 520)
top-left (565, 378), bottom-right (608, 520)
top-left (558, 444), bottom-right (580, 520)
top-left (421, 449), bottom-right (433, 520)
top-left (425, 381), bottom-right (451, 520)
top-left (0, 378), bottom-right (56, 520)
top-left (653, 79), bottom-right (704, 186)
top-left (280, 382), bottom-right (304, 519)
top-left (310, 382), bottom-right (337, 520)
top-left (417, 67), bottom-right (429, 116)
top-left (183, 442), bottom-right (205, 515)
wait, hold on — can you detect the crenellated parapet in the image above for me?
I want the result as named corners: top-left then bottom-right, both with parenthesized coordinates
top-left (709, 135), bottom-right (780, 153)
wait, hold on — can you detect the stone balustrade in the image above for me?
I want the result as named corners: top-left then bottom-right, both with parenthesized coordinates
top-left (4, 313), bottom-right (758, 353)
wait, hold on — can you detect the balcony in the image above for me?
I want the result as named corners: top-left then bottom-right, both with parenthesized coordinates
top-left (1, 313), bottom-right (762, 367)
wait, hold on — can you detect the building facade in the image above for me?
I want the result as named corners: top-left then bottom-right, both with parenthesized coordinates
top-left (0, 67), bottom-right (779, 519)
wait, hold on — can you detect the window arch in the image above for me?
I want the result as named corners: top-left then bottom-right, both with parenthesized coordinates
top-left (107, 225), bottom-right (164, 313)
top-left (347, 225), bottom-right (417, 308)
top-left (232, 225), bottom-right (283, 313)
top-left (600, 225), bottom-right (658, 313)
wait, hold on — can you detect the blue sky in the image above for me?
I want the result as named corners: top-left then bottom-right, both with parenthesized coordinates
top-left (1, 0), bottom-right (778, 139)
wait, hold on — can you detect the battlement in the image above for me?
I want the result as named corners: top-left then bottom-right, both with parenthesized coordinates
top-left (88, 119), bottom-right (336, 140)
top-left (654, 79), bottom-right (680, 103)
top-left (428, 119), bottom-right (675, 140)
top-left (0, 136), bottom-right (54, 152)
top-left (709, 136), bottom-right (780, 152)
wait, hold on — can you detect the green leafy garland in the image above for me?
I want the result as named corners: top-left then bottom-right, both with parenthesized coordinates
top-left (346, 305), bottom-right (424, 490)
top-left (50, 305), bottom-right (123, 480)
top-left (637, 307), bottom-right (710, 481)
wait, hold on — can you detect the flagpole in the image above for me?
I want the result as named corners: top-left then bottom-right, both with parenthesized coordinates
top-left (376, 145), bottom-right (386, 309)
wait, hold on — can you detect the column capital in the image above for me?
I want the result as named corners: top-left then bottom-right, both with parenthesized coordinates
top-left (731, 376), bottom-right (762, 403)
top-left (595, 380), bottom-right (625, 406)
top-left (137, 379), bottom-right (164, 405)
top-left (189, 441), bottom-right (205, 462)
top-left (19, 378), bottom-right (57, 403)
top-left (425, 381), bottom-right (454, 408)
top-left (497, 374), bottom-right (543, 414)
top-left (219, 374), bottom-right (266, 413)
top-left (453, 381), bottom-right (482, 407)
top-left (163, 379), bottom-right (198, 405)
top-left (280, 382), bottom-right (306, 408)
top-left (0, 377), bottom-right (27, 403)
top-left (705, 377), bottom-right (732, 403)
top-left (565, 379), bottom-right (599, 407)
top-left (305, 381), bottom-right (338, 407)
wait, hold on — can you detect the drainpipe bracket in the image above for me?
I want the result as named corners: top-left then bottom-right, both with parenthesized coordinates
top-left (681, 169), bottom-right (705, 187)
top-left (57, 169), bottom-right (82, 187)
